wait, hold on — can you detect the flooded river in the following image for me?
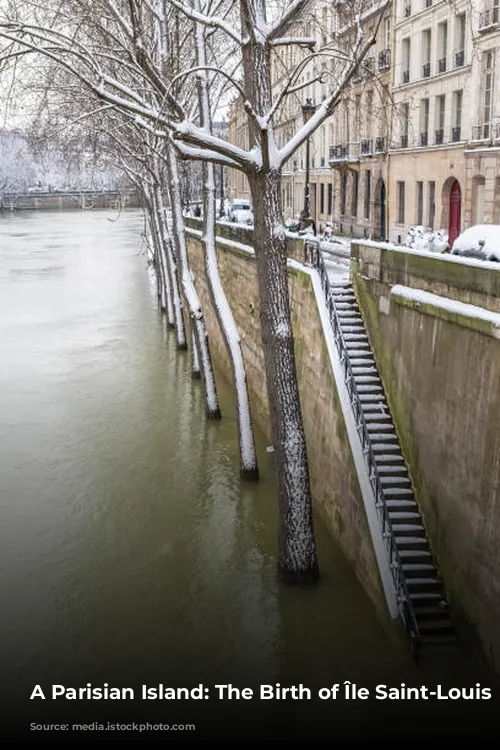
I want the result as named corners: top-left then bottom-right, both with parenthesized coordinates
top-left (0, 210), bottom-right (498, 739)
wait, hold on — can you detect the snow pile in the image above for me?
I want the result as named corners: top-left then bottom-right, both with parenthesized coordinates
top-left (404, 226), bottom-right (449, 254)
top-left (451, 224), bottom-right (500, 262)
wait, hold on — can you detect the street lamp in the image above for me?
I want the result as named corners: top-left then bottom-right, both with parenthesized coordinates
top-left (219, 163), bottom-right (225, 218)
top-left (301, 98), bottom-right (316, 220)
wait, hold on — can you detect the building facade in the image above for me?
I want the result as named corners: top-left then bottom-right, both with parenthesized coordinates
top-left (227, 0), bottom-right (499, 244)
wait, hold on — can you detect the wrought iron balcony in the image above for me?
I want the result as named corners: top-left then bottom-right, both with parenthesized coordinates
top-left (402, 69), bottom-right (410, 84)
top-left (375, 136), bottom-right (386, 153)
top-left (363, 56), bottom-right (375, 77)
top-left (438, 57), bottom-right (447, 73)
top-left (420, 131), bottom-right (428, 147)
top-left (329, 143), bottom-right (361, 165)
top-left (455, 50), bottom-right (465, 67)
top-left (423, 0), bottom-right (432, 8)
top-left (422, 62), bottom-right (431, 78)
top-left (435, 128), bottom-right (444, 145)
top-left (451, 126), bottom-right (461, 142)
top-left (401, 134), bottom-right (409, 148)
top-left (479, 5), bottom-right (500, 30)
top-left (361, 139), bottom-right (373, 156)
top-left (378, 49), bottom-right (391, 71)
top-left (404, 3), bottom-right (412, 17)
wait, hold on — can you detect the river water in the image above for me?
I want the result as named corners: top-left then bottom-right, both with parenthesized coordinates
top-left (0, 210), bottom-right (498, 739)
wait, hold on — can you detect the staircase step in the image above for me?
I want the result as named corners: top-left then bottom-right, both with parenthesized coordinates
top-left (412, 603), bottom-right (449, 619)
top-left (348, 349), bottom-right (373, 358)
top-left (392, 523), bottom-right (425, 533)
top-left (375, 454), bottom-right (405, 464)
top-left (380, 475), bottom-right (411, 485)
top-left (399, 549), bottom-right (432, 562)
top-left (396, 536), bottom-right (429, 550)
top-left (356, 385), bottom-right (383, 394)
top-left (359, 394), bottom-right (386, 404)
top-left (418, 620), bottom-right (454, 634)
top-left (369, 432), bottom-right (398, 441)
top-left (402, 563), bottom-right (436, 575)
top-left (334, 302), bottom-right (357, 310)
top-left (377, 465), bottom-right (408, 476)
top-left (367, 421), bottom-right (395, 431)
top-left (409, 591), bottom-right (446, 603)
top-left (337, 313), bottom-right (362, 321)
top-left (385, 499), bottom-right (417, 510)
top-left (372, 442), bottom-right (400, 452)
top-left (388, 512), bottom-right (422, 522)
top-left (350, 357), bottom-right (375, 366)
top-left (344, 334), bottom-right (369, 341)
top-left (383, 487), bottom-right (413, 497)
top-left (407, 577), bottom-right (441, 590)
top-left (351, 366), bottom-right (377, 375)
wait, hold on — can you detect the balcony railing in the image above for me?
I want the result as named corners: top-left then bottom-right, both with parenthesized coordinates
top-left (401, 134), bottom-right (409, 148)
top-left (375, 136), bottom-right (386, 153)
top-left (470, 121), bottom-right (500, 142)
top-left (420, 131), bottom-right (428, 147)
top-left (361, 139), bottom-right (373, 155)
top-left (479, 5), bottom-right (500, 30)
top-left (402, 69), bottom-right (410, 84)
top-left (435, 128), bottom-right (444, 144)
top-left (404, 3), bottom-right (412, 17)
top-left (423, 0), bottom-right (432, 7)
top-left (438, 57), bottom-right (447, 73)
top-left (378, 48), bottom-right (391, 71)
top-left (451, 126), bottom-right (461, 142)
top-left (455, 49), bottom-right (465, 67)
top-left (329, 143), bottom-right (360, 164)
top-left (422, 62), bottom-right (431, 78)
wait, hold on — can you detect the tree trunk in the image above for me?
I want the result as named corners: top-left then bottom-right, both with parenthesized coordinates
top-left (194, 12), bottom-right (258, 478)
top-left (154, 182), bottom-right (187, 348)
top-left (151, 189), bottom-right (174, 326)
top-left (249, 169), bottom-right (319, 584)
top-left (165, 142), bottom-right (221, 419)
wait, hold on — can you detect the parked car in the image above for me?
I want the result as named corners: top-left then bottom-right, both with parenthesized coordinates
top-left (229, 199), bottom-right (253, 225)
top-left (451, 224), bottom-right (500, 262)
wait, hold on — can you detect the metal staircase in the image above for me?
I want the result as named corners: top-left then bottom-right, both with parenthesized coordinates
top-left (305, 241), bottom-right (455, 662)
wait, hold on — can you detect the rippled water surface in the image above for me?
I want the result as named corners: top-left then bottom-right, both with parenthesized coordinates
top-left (0, 210), bottom-right (498, 738)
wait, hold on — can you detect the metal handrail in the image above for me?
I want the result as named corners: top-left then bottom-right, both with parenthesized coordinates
top-left (304, 238), bottom-right (420, 652)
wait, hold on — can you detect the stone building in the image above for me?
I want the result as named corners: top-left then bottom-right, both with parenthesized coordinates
top-left (226, 0), bottom-right (497, 243)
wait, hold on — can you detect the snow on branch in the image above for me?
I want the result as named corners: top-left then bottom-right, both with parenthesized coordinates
top-left (164, 0), bottom-right (242, 45)
top-left (172, 139), bottom-right (240, 168)
top-left (269, 36), bottom-right (316, 50)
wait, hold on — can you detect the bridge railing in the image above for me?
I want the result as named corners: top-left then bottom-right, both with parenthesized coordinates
top-left (304, 237), bottom-right (420, 659)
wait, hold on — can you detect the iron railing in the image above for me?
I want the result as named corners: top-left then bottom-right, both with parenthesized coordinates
top-left (303, 238), bottom-right (420, 659)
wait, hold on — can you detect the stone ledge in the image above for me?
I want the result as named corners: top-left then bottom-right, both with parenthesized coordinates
top-left (391, 285), bottom-right (500, 340)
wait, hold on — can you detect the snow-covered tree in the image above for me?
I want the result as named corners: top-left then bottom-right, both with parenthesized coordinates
top-left (0, 0), bottom-right (389, 583)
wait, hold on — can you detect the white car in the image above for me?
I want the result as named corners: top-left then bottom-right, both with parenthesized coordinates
top-left (229, 200), bottom-right (253, 226)
top-left (451, 224), bottom-right (500, 262)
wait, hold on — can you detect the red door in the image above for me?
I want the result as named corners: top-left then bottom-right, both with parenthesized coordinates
top-left (449, 180), bottom-right (462, 248)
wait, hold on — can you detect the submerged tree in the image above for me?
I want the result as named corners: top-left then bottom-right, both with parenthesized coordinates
top-left (0, 0), bottom-right (389, 583)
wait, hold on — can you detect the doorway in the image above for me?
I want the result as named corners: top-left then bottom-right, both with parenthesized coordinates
top-left (448, 179), bottom-right (462, 248)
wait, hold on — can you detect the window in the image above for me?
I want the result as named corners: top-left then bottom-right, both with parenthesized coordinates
top-left (438, 21), bottom-right (448, 72)
top-left (402, 38), bottom-right (411, 83)
top-left (419, 98), bottom-right (429, 145)
top-left (482, 51), bottom-right (494, 139)
top-left (452, 89), bottom-right (463, 140)
top-left (397, 181), bottom-right (405, 224)
top-left (327, 183), bottom-right (333, 215)
top-left (352, 172), bottom-right (359, 217)
top-left (320, 183), bottom-right (325, 214)
top-left (401, 102), bottom-right (410, 147)
top-left (435, 95), bottom-right (445, 143)
top-left (364, 170), bottom-right (371, 219)
top-left (416, 181), bottom-right (424, 225)
top-left (428, 181), bottom-right (435, 228)
top-left (455, 14), bottom-right (465, 66)
top-left (354, 94), bottom-right (361, 140)
top-left (385, 17), bottom-right (391, 50)
top-left (422, 29), bottom-right (431, 77)
top-left (366, 90), bottom-right (373, 138)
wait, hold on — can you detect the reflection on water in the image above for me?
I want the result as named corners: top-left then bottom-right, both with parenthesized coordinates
top-left (0, 210), bottom-right (498, 738)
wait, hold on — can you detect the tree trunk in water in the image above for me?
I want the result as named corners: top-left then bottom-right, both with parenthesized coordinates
top-left (191, 329), bottom-right (201, 378)
top-left (194, 13), bottom-right (258, 477)
top-left (250, 170), bottom-right (319, 584)
top-left (165, 142), bottom-right (221, 419)
top-left (151, 190), bottom-right (174, 326)
top-left (154, 183), bottom-right (187, 347)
